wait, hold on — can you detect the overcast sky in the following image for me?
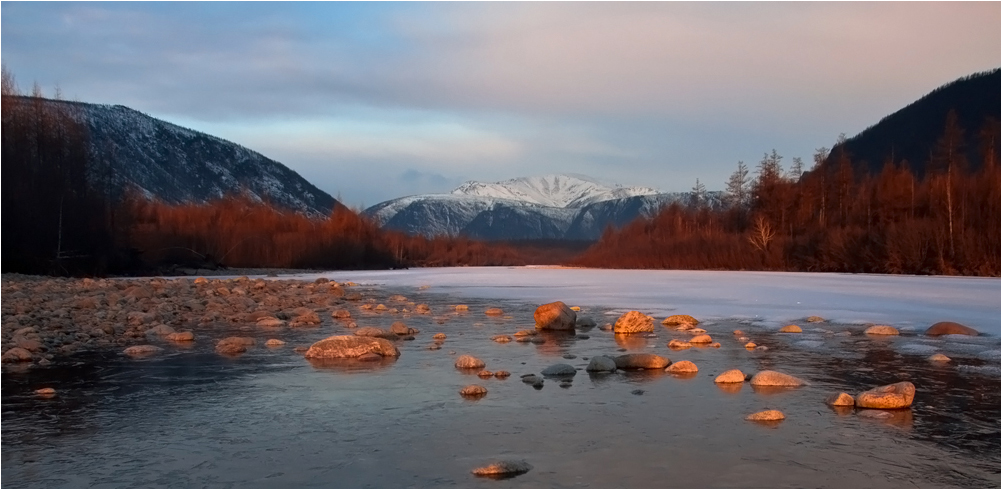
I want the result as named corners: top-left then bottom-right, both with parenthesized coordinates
top-left (3, 2), bottom-right (999, 208)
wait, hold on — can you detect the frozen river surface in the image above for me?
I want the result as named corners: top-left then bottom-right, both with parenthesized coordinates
top-left (2, 268), bottom-right (999, 488)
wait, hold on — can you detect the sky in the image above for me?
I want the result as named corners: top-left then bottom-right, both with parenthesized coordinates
top-left (2, 2), bottom-right (999, 208)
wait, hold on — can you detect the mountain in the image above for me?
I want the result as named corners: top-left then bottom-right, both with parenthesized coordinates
top-left (831, 69), bottom-right (1000, 176)
top-left (40, 98), bottom-right (339, 216)
top-left (364, 175), bottom-right (720, 240)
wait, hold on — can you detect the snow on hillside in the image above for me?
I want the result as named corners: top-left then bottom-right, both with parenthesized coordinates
top-left (451, 174), bottom-right (659, 208)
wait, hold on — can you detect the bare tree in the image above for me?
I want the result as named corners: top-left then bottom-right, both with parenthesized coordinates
top-left (747, 215), bottom-right (775, 253)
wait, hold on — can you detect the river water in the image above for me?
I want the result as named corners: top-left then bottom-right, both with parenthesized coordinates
top-left (2, 269), bottom-right (999, 487)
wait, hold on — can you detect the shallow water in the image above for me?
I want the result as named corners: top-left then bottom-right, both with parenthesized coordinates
top-left (2, 282), bottom-right (1000, 488)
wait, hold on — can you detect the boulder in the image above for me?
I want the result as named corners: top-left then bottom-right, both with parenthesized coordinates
top-left (491, 335), bottom-right (512, 343)
top-left (216, 337), bottom-right (255, 355)
top-left (256, 317), bottom-right (285, 328)
top-left (575, 317), bottom-right (597, 328)
top-left (166, 331), bottom-right (195, 342)
top-left (666, 360), bottom-right (698, 374)
top-left (471, 460), bottom-right (532, 477)
top-left (744, 342), bottom-right (757, 349)
top-left (390, 321), bottom-right (418, 336)
top-left (825, 392), bottom-right (855, 407)
top-left (303, 335), bottom-right (400, 359)
top-left (455, 354), bottom-right (486, 369)
top-left (123, 345), bottom-right (163, 357)
top-left (541, 363), bottom-right (577, 377)
top-left (662, 314), bottom-right (699, 326)
top-left (290, 311), bottom-right (321, 327)
top-left (750, 370), bottom-right (807, 387)
top-left (460, 385), bottom-right (488, 397)
top-left (667, 339), bottom-right (691, 350)
top-left (864, 325), bottom-right (899, 336)
top-left (265, 339), bottom-right (286, 347)
top-left (806, 316), bottom-right (825, 323)
top-left (614, 353), bottom-right (670, 370)
top-left (856, 381), bottom-right (915, 409)
top-left (746, 410), bottom-right (785, 421)
top-left (779, 325), bottom-right (802, 333)
top-left (331, 309), bottom-right (352, 319)
top-left (924, 322), bottom-right (978, 336)
top-left (585, 355), bottom-right (617, 372)
top-left (1, 347), bottom-right (33, 363)
top-left (485, 308), bottom-right (504, 316)
top-left (714, 369), bottom-right (746, 383)
top-left (145, 324), bottom-right (175, 336)
top-left (534, 301), bottom-right (577, 331)
top-left (494, 370), bottom-right (511, 379)
top-left (478, 370), bottom-right (494, 378)
top-left (614, 311), bottom-right (654, 334)
top-left (689, 334), bottom-right (712, 344)
top-left (354, 327), bottom-right (394, 338)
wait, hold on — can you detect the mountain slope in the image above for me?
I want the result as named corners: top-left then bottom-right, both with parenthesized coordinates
top-left (43, 98), bottom-right (339, 216)
top-left (831, 69), bottom-right (1000, 176)
top-left (451, 174), bottom-right (659, 208)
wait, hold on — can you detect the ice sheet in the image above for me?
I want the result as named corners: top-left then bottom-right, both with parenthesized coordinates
top-left (277, 267), bottom-right (1000, 336)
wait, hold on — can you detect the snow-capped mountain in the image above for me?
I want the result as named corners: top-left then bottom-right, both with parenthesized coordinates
top-left (365, 175), bottom-right (722, 240)
top-left (451, 174), bottom-right (659, 208)
top-left (44, 98), bottom-right (338, 216)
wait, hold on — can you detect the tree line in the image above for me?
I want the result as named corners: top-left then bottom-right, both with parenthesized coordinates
top-left (572, 111), bottom-right (1000, 276)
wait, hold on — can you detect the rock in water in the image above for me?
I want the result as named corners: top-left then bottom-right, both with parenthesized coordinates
top-left (491, 335), bottom-right (512, 343)
top-left (714, 369), bottom-right (746, 383)
top-left (924, 322), bottom-right (978, 336)
top-left (166, 331), bottom-right (194, 342)
top-left (779, 325), bottom-right (802, 333)
top-left (806, 316), bottom-right (825, 323)
top-left (614, 353), bottom-right (670, 370)
top-left (689, 334), bottom-right (712, 344)
top-left (534, 301), bottom-right (576, 331)
top-left (354, 327), bottom-right (394, 338)
top-left (666, 360), bottom-right (698, 374)
top-left (750, 370), bottom-right (807, 387)
top-left (586, 356), bottom-right (617, 372)
top-left (494, 370), bottom-right (511, 379)
top-left (746, 410), bottom-right (785, 421)
top-left (856, 381), bottom-right (916, 409)
top-left (825, 392), bottom-right (856, 407)
top-left (460, 385), bottom-right (488, 397)
top-left (123, 345), bottom-right (163, 357)
top-left (455, 354), bottom-right (486, 369)
top-left (265, 339), bottom-right (286, 347)
top-left (614, 311), bottom-right (654, 334)
top-left (485, 307), bottom-right (504, 316)
top-left (478, 370), bottom-right (494, 379)
top-left (216, 337), bottom-right (256, 355)
top-left (864, 325), bottom-right (899, 335)
top-left (471, 460), bottom-right (532, 477)
top-left (662, 314), bottom-right (699, 326)
top-left (667, 339), bottom-right (691, 350)
top-left (35, 388), bottom-right (57, 396)
top-left (303, 335), bottom-right (400, 359)
top-left (541, 363), bottom-right (577, 377)
top-left (927, 353), bottom-right (951, 362)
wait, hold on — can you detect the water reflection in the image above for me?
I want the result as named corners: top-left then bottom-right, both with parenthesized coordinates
top-left (614, 334), bottom-right (648, 350)
top-left (307, 357), bottom-right (397, 373)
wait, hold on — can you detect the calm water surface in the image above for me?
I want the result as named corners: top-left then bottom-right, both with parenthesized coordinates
top-left (2, 286), bottom-right (999, 488)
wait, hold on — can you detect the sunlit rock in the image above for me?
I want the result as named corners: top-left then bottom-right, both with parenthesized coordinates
top-left (485, 307), bottom-right (504, 316)
top-left (779, 325), bottom-right (802, 333)
top-left (864, 325), bottom-right (899, 335)
top-left (614, 353), bottom-right (669, 370)
top-left (534, 301), bottom-right (577, 331)
top-left (613, 311), bottom-right (654, 334)
top-left (689, 334), bottom-right (712, 344)
top-left (123, 345), bottom-right (163, 357)
top-left (166, 331), bottom-right (194, 342)
top-left (471, 460), bottom-right (531, 477)
top-left (455, 354), bottom-right (486, 369)
top-left (856, 381), bottom-right (915, 409)
top-left (662, 314), bottom-right (699, 327)
top-left (303, 335), bottom-right (399, 359)
top-left (746, 410), bottom-right (785, 421)
top-left (825, 392), bottom-right (855, 407)
top-left (924, 322), bottom-right (978, 336)
top-left (666, 360), bottom-right (698, 374)
top-left (715, 369), bottom-right (746, 383)
top-left (750, 370), bottom-right (807, 387)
